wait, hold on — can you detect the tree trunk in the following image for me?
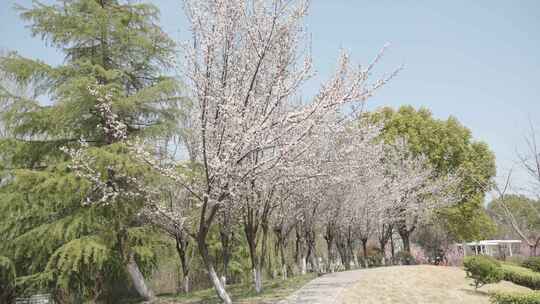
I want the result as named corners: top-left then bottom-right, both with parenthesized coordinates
top-left (361, 238), bottom-right (369, 268)
top-left (336, 238), bottom-right (350, 270)
top-left (220, 229), bottom-right (232, 285)
top-left (400, 232), bottom-right (411, 255)
top-left (379, 239), bottom-right (387, 266)
top-left (198, 226), bottom-right (232, 304)
top-left (175, 234), bottom-right (191, 293)
top-left (183, 276), bottom-right (190, 294)
top-left (253, 267), bottom-right (263, 293)
top-left (279, 238), bottom-right (288, 280)
top-left (390, 234), bottom-right (395, 263)
top-left (126, 255), bottom-right (155, 302)
top-left (325, 231), bottom-right (335, 272)
top-left (398, 224), bottom-right (412, 255)
top-left (301, 256), bottom-right (307, 274)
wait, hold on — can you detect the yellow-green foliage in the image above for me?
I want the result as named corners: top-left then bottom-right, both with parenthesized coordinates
top-left (523, 257), bottom-right (540, 273)
top-left (491, 292), bottom-right (540, 304)
top-left (502, 264), bottom-right (540, 290)
top-left (463, 256), bottom-right (503, 289)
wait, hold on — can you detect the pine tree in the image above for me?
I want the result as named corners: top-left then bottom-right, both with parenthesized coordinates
top-left (0, 0), bottom-right (181, 302)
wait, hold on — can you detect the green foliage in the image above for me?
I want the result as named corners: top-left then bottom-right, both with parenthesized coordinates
top-left (463, 256), bottom-right (503, 289)
top-left (364, 106), bottom-right (497, 241)
top-left (488, 195), bottom-right (540, 240)
top-left (523, 257), bottom-right (540, 273)
top-left (0, 256), bottom-right (16, 304)
top-left (0, 0), bottom-right (182, 301)
top-left (490, 292), bottom-right (540, 304)
top-left (502, 264), bottom-right (540, 290)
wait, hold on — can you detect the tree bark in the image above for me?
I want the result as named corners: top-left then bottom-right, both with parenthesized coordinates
top-left (197, 208), bottom-right (232, 304)
top-left (324, 229), bottom-right (335, 272)
top-left (361, 238), bottom-right (369, 268)
top-left (398, 224), bottom-right (413, 255)
top-left (175, 233), bottom-right (191, 293)
top-left (126, 255), bottom-right (155, 302)
top-left (400, 232), bottom-right (411, 255)
top-left (198, 238), bottom-right (232, 304)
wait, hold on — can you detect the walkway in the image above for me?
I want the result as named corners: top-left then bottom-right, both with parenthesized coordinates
top-left (277, 269), bottom-right (364, 304)
top-left (279, 265), bottom-right (532, 304)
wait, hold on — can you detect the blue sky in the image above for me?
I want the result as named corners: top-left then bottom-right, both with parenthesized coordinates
top-left (1, 0), bottom-right (540, 191)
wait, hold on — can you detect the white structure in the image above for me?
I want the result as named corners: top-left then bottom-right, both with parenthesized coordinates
top-left (457, 240), bottom-right (522, 258)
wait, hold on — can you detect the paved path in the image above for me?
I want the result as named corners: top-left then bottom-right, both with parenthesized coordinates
top-left (277, 270), bottom-right (364, 304)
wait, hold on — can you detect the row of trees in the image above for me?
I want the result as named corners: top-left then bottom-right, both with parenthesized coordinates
top-left (0, 0), bottom-right (497, 303)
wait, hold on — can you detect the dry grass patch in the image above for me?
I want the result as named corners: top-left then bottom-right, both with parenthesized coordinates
top-left (343, 265), bottom-right (531, 304)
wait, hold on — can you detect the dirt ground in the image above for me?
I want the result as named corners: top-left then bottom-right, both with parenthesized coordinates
top-left (342, 265), bottom-right (531, 304)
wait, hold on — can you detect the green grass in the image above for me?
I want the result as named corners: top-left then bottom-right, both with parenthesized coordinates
top-left (155, 274), bottom-right (316, 304)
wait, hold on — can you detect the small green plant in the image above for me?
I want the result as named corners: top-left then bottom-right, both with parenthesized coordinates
top-left (463, 256), bottom-right (503, 290)
top-left (490, 292), bottom-right (540, 304)
top-left (523, 257), bottom-right (540, 273)
top-left (0, 256), bottom-right (16, 304)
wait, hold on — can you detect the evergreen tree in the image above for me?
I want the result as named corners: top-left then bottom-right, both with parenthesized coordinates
top-left (0, 0), bottom-right (181, 302)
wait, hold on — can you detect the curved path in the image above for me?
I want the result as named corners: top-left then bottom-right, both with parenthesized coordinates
top-left (277, 269), bottom-right (365, 304)
top-left (279, 265), bottom-right (532, 304)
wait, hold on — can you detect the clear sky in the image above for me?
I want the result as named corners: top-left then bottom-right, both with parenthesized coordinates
top-left (1, 0), bottom-right (540, 190)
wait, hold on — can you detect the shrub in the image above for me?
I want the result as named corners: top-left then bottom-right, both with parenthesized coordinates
top-left (0, 256), bottom-right (16, 304)
top-left (523, 257), bottom-right (540, 273)
top-left (464, 256), bottom-right (503, 289)
top-left (490, 292), bottom-right (540, 304)
top-left (502, 264), bottom-right (540, 290)
top-left (396, 251), bottom-right (416, 265)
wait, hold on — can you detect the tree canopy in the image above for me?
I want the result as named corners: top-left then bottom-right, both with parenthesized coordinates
top-left (365, 105), bottom-right (497, 241)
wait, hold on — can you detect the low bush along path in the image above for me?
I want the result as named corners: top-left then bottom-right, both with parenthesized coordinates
top-left (280, 265), bottom-right (531, 304)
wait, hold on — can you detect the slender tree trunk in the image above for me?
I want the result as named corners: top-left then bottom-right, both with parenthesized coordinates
top-left (175, 234), bottom-right (191, 293)
top-left (400, 231), bottom-right (411, 255)
top-left (336, 235), bottom-right (351, 270)
top-left (379, 239), bottom-right (387, 266)
top-left (325, 230), bottom-right (335, 273)
top-left (361, 238), bottom-right (369, 268)
top-left (219, 227), bottom-right (232, 285)
top-left (183, 277), bottom-right (190, 295)
top-left (390, 234), bottom-right (395, 264)
top-left (253, 266), bottom-right (263, 293)
top-left (126, 255), bottom-right (155, 302)
top-left (198, 224), bottom-right (232, 304)
top-left (278, 234), bottom-right (288, 279)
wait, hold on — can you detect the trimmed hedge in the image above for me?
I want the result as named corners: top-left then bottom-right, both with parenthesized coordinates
top-left (502, 264), bottom-right (540, 290)
top-left (523, 257), bottom-right (540, 273)
top-left (464, 256), bottom-right (503, 289)
top-left (490, 292), bottom-right (540, 304)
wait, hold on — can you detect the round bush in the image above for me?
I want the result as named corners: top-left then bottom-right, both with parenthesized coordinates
top-left (464, 255), bottom-right (503, 289)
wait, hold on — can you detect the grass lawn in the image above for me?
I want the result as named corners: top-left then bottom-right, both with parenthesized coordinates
top-left (152, 273), bottom-right (316, 304)
top-left (342, 265), bottom-right (532, 304)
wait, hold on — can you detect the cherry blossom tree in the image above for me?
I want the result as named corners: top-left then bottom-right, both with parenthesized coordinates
top-left (383, 140), bottom-right (462, 255)
top-left (154, 0), bottom-right (396, 301)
